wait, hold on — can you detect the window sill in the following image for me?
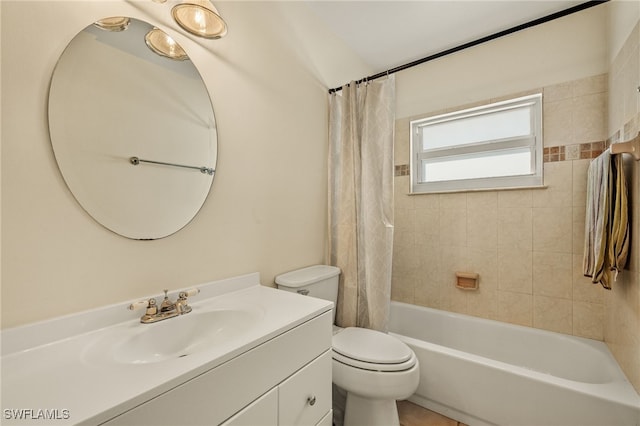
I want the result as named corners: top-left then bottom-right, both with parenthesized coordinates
top-left (408, 185), bottom-right (548, 195)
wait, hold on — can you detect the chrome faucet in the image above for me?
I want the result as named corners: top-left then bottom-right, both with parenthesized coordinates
top-left (129, 288), bottom-right (200, 323)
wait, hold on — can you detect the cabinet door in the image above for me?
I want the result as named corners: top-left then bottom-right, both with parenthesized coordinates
top-left (278, 350), bottom-right (332, 426)
top-left (222, 388), bottom-right (277, 426)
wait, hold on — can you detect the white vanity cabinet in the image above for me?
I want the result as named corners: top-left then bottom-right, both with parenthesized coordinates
top-left (223, 351), bottom-right (332, 426)
top-left (100, 311), bottom-right (333, 426)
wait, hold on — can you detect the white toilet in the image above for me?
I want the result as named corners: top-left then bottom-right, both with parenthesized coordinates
top-left (275, 265), bottom-right (419, 426)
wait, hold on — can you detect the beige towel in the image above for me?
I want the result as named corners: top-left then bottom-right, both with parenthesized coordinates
top-left (583, 151), bottom-right (629, 289)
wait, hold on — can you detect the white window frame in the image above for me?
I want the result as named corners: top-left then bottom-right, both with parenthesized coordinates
top-left (410, 93), bottom-right (543, 194)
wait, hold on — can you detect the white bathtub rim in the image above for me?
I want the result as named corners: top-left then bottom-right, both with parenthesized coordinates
top-left (390, 331), bottom-right (640, 410)
top-left (389, 302), bottom-right (627, 382)
top-left (388, 302), bottom-right (640, 410)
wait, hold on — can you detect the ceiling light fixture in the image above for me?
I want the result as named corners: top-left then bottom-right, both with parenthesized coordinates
top-left (171, 1), bottom-right (228, 39)
top-left (144, 28), bottom-right (188, 61)
top-left (93, 17), bottom-right (131, 32)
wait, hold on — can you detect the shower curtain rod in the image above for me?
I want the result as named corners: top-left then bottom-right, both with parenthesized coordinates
top-left (328, 0), bottom-right (608, 94)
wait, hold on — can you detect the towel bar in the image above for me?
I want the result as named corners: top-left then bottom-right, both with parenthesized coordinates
top-left (610, 132), bottom-right (640, 160)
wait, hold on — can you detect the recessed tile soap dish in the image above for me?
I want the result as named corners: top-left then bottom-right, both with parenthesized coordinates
top-left (456, 272), bottom-right (479, 290)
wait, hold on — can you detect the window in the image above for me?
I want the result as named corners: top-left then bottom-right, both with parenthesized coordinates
top-left (410, 94), bottom-right (543, 193)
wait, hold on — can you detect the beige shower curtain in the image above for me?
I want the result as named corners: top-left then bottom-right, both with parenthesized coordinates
top-left (328, 76), bottom-right (395, 332)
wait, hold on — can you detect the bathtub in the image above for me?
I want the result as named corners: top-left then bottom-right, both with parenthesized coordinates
top-left (388, 301), bottom-right (640, 426)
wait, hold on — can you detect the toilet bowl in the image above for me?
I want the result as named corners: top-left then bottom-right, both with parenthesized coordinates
top-left (275, 265), bottom-right (420, 426)
top-left (332, 327), bottom-right (419, 426)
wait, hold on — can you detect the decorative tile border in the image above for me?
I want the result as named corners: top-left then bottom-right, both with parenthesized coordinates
top-left (543, 141), bottom-right (605, 162)
top-left (395, 164), bottom-right (410, 177)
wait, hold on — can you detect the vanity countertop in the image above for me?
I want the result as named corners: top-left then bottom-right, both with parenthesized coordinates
top-left (1, 273), bottom-right (332, 425)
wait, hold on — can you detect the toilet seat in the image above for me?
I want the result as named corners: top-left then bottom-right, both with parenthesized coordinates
top-left (332, 327), bottom-right (417, 372)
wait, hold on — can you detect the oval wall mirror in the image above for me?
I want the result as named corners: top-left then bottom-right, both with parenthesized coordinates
top-left (48, 17), bottom-right (217, 240)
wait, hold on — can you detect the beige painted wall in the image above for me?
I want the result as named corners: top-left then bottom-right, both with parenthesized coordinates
top-left (0, 1), bottom-right (371, 328)
top-left (396, 3), bottom-right (608, 119)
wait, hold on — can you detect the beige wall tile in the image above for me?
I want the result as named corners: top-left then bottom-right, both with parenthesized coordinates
top-left (544, 80), bottom-right (573, 103)
top-left (449, 286), bottom-right (468, 314)
top-left (467, 191), bottom-right (498, 209)
top-left (533, 207), bottom-right (572, 253)
top-left (572, 254), bottom-right (604, 304)
top-left (498, 189), bottom-right (532, 208)
top-left (544, 98), bottom-right (573, 146)
top-left (430, 280), bottom-right (453, 311)
top-left (573, 74), bottom-right (607, 97)
top-left (491, 89), bottom-right (541, 104)
top-left (532, 188), bottom-right (572, 208)
top-left (498, 248), bottom-right (533, 294)
top-left (394, 207), bottom-right (414, 233)
top-left (437, 245), bottom-right (468, 286)
top-left (467, 287), bottom-right (498, 320)
top-left (439, 193), bottom-right (467, 210)
top-left (468, 247), bottom-right (498, 288)
top-left (573, 92), bottom-right (607, 142)
top-left (573, 206), bottom-right (586, 255)
top-left (466, 247), bottom-right (499, 320)
top-left (415, 207), bottom-right (440, 237)
top-left (395, 176), bottom-right (414, 210)
top-left (542, 161), bottom-right (573, 192)
top-left (468, 206), bottom-right (498, 250)
top-left (573, 301), bottom-right (604, 340)
top-left (533, 251), bottom-right (573, 299)
top-left (498, 291), bottom-right (533, 326)
top-left (393, 231), bottom-right (418, 272)
top-left (412, 285), bottom-right (433, 308)
top-left (413, 269), bottom-right (441, 308)
top-left (533, 295), bottom-right (573, 334)
top-left (439, 208), bottom-right (466, 247)
top-left (391, 270), bottom-right (415, 303)
top-left (498, 208), bottom-right (533, 250)
top-left (572, 160), bottom-right (590, 207)
top-left (413, 193), bottom-right (440, 210)
top-left (394, 118), bottom-right (411, 165)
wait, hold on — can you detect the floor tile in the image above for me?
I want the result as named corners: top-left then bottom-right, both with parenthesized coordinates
top-left (397, 400), bottom-right (468, 426)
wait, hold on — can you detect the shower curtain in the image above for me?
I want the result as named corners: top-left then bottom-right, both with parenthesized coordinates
top-left (328, 76), bottom-right (395, 332)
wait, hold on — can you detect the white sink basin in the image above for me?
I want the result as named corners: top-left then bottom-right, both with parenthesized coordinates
top-left (83, 308), bottom-right (263, 365)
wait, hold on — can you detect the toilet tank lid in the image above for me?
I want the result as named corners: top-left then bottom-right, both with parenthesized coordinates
top-left (275, 265), bottom-right (341, 288)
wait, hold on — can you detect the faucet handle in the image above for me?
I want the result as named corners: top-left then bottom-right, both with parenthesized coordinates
top-left (128, 298), bottom-right (156, 311)
top-left (176, 288), bottom-right (199, 314)
top-left (129, 298), bottom-right (158, 322)
top-left (179, 288), bottom-right (200, 299)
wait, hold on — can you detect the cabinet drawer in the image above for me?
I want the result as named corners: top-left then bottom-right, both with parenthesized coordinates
top-left (316, 410), bottom-right (332, 426)
top-left (278, 350), bottom-right (332, 426)
top-left (221, 388), bottom-right (277, 426)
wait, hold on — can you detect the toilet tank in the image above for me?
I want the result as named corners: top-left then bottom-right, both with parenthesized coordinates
top-left (275, 265), bottom-right (341, 321)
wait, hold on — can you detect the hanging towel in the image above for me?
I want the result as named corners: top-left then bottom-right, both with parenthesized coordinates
top-left (583, 151), bottom-right (629, 289)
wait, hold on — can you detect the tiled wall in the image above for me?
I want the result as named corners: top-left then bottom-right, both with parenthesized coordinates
top-left (391, 74), bottom-right (609, 341)
top-left (605, 20), bottom-right (640, 393)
